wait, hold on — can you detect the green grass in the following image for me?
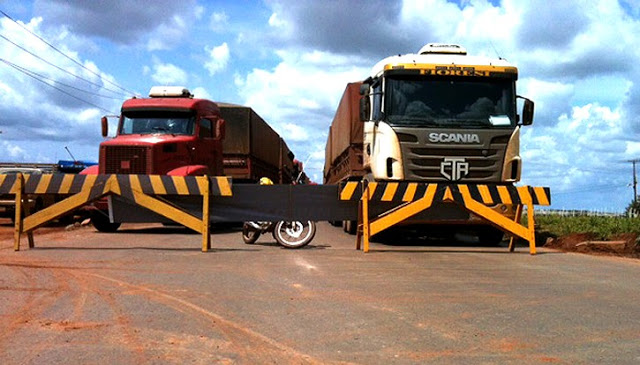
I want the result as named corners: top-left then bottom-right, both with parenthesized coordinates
top-left (533, 214), bottom-right (640, 239)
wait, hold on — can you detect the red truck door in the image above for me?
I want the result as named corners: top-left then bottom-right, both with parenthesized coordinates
top-left (195, 117), bottom-right (223, 175)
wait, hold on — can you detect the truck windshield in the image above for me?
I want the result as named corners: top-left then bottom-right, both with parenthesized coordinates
top-left (120, 111), bottom-right (196, 135)
top-left (385, 75), bottom-right (516, 128)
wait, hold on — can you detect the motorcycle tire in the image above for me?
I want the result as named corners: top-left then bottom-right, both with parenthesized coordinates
top-left (273, 221), bottom-right (316, 249)
top-left (242, 223), bottom-right (261, 244)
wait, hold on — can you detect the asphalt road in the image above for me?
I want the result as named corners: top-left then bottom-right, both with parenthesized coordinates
top-left (1, 221), bottom-right (639, 364)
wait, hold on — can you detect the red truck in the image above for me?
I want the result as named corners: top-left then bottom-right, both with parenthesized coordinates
top-left (82, 86), bottom-right (226, 231)
top-left (84, 86), bottom-right (225, 177)
top-left (83, 86), bottom-right (301, 231)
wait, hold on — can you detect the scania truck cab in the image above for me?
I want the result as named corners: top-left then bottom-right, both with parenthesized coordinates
top-left (361, 43), bottom-right (533, 183)
top-left (358, 43), bottom-right (534, 242)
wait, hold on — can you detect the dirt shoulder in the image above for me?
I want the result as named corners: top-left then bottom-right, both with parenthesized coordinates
top-left (542, 231), bottom-right (640, 259)
top-left (0, 218), bottom-right (77, 242)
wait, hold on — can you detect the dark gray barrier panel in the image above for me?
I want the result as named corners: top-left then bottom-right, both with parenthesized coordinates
top-left (110, 184), bottom-right (359, 224)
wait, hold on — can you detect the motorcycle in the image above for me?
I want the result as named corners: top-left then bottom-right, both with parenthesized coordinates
top-left (242, 220), bottom-right (316, 249)
top-left (242, 175), bottom-right (316, 248)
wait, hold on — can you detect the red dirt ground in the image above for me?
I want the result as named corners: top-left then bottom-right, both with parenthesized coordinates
top-left (2, 217), bottom-right (639, 259)
top-left (0, 218), bottom-right (75, 242)
top-left (543, 232), bottom-right (640, 259)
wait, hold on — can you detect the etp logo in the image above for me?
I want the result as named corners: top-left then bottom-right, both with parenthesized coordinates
top-left (440, 158), bottom-right (469, 181)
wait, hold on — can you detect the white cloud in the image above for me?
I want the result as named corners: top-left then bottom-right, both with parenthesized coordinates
top-left (194, 6), bottom-right (205, 20)
top-left (236, 49), bottom-right (368, 181)
top-left (0, 15), bottom-right (120, 163)
top-left (204, 42), bottom-right (230, 76)
top-left (147, 15), bottom-right (188, 51)
top-left (191, 86), bottom-right (212, 100)
top-left (210, 11), bottom-right (229, 32)
top-left (268, 12), bottom-right (287, 28)
top-left (1, 141), bottom-right (27, 160)
top-left (150, 60), bottom-right (188, 85)
top-left (519, 78), bottom-right (574, 126)
top-left (281, 123), bottom-right (309, 142)
top-left (625, 141), bottom-right (640, 156)
top-left (521, 102), bottom-right (630, 210)
top-left (35, 0), bottom-right (197, 49)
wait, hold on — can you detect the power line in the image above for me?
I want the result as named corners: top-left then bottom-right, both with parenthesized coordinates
top-left (0, 58), bottom-right (123, 101)
top-left (0, 9), bottom-right (138, 97)
top-left (0, 33), bottom-right (129, 97)
top-left (1, 58), bottom-right (115, 114)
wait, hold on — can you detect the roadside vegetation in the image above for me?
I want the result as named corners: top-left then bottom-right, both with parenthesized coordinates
top-left (535, 214), bottom-right (640, 240)
top-left (535, 199), bottom-right (640, 239)
top-left (532, 200), bottom-right (640, 258)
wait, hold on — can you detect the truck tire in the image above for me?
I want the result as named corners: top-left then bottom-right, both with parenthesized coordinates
top-left (343, 220), bottom-right (357, 235)
top-left (477, 227), bottom-right (504, 246)
top-left (90, 210), bottom-right (121, 233)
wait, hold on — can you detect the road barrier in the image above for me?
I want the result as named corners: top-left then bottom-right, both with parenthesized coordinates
top-left (0, 173), bottom-right (232, 251)
top-left (1, 173), bottom-right (551, 254)
top-left (340, 181), bottom-right (551, 254)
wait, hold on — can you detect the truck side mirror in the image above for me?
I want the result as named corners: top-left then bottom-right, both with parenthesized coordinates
top-left (521, 99), bottom-right (534, 126)
top-left (360, 96), bottom-right (370, 122)
top-left (101, 116), bottom-right (108, 137)
top-left (359, 83), bottom-right (369, 96)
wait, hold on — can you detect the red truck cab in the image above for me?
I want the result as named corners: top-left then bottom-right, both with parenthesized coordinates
top-left (82, 86), bottom-right (225, 232)
top-left (84, 86), bottom-right (225, 176)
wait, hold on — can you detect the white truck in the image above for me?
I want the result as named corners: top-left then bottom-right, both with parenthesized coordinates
top-left (324, 44), bottom-right (534, 243)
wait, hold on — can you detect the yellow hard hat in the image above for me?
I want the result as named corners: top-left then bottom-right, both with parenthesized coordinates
top-left (259, 177), bottom-right (274, 185)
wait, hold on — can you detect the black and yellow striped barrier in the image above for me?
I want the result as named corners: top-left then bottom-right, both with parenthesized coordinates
top-left (339, 182), bottom-right (551, 254)
top-left (2, 173), bottom-right (232, 252)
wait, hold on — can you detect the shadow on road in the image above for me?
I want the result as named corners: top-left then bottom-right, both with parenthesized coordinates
top-left (339, 225), bottom-right (561, 255)
top-left (33, 246), bottom-right (261, 253)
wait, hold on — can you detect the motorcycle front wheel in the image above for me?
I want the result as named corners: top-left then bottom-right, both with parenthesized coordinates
top-left (242, 223), bottom-right (261, 244)
top-left (273, 221), bottom-right (316, 249)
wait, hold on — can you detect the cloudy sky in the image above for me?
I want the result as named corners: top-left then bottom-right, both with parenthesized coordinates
top-left (1, 0), bottom-right (639, 212)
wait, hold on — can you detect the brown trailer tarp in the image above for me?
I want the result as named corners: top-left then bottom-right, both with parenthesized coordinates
top-left (218, 103), bottom-right (282, 182)
top-left (324, 82), bottom-right (365, 184)
top-left (329, 82), bottom-right (363, 166)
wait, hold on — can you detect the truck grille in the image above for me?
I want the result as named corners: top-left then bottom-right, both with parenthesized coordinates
top-left (405, 147), bottom-right (502, 180)
top-left (103, 146), bottom-right (149, 174)
top-left (395, 129), bottom-right (510, 182)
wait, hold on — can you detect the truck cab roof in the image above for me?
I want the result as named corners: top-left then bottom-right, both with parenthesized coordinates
top-left (122, 97), bottom-right (221, 115)
top-left (370, 44), bottom-right (516, 79)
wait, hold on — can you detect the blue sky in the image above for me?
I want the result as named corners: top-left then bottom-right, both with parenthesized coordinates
top-left (1, 0), bottom-right (640, 212)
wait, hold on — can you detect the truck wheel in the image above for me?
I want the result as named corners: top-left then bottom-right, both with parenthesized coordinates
top-left (477, 227), bottom-right (504, 246)
top-left (343, 220), bottom-right (357, 235)
top-left (90, 210), bottom-right (121, 233)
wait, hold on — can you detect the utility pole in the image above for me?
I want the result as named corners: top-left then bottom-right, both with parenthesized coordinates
top-left (629, 159), bottom-right (640, 203)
